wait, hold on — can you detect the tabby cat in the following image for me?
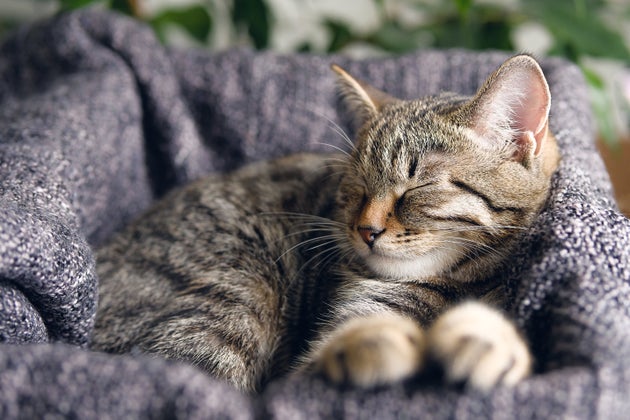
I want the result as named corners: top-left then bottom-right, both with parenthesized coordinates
top-left (91, 54), bottom-right (559, 393)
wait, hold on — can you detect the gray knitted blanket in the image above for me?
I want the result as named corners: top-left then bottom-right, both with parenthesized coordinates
top-left (1, 9), bottom-right (629, 419)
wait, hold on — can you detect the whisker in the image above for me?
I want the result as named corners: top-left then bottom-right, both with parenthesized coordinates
top-left (320, 169), bottom-right (346, 185)
top-left (440, 237), bottom-right (499, 256)
top-left (328, 125), bottom-right (355, 151)
top-left (284, 228), bottom-right (338, 238)
top-left (439, 238), bottom-right (505, 270)
top-left (316, 141), bottom-right (351, 157)
top-left (306, 242), bottom-right (340, 264)
top-left (258, 211), bottom-right (346, 228)
top-left (417, 239), bottom-right (487, 271)
top-left (323, 161), bottom-right (351, 172)
top-left (310, 247), bottom-right (343, 273)
top-left (304, 106), bottom-right (356, 152)
top-left (294, 243), bottom-right (343, 281)
top-left (306, 238), bottom-right (342, 253)
top-left (275, 234), bottom-right (344, 263)
top-left (323, 157), bottom-right (350, 166)
top-left (303, 234), bottom-right (344, 244)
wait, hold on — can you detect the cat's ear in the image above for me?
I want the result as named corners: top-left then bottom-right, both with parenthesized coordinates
top-left (464, 54), bottom-right (551, 162)
top-left (331, 64), bottom-right (398, 127)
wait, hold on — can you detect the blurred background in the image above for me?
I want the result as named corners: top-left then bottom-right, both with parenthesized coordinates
top-left (1, 0), bottom-right (629, 215)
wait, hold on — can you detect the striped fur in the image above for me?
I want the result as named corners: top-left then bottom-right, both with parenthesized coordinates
top-left (92, 55), bottom-right (559, 392)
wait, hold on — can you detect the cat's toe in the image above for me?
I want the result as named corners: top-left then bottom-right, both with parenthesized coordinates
top-left (311, 314), bottom-right (426, 388)
top-left (427, 302), bottom-right (531, 392)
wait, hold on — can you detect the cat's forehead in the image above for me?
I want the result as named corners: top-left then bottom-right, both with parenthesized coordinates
top-left (353, 129), bottom-right (450, 191)
top-left (350, 94), bottom-right (474, 190)
top-left (355, 98), bottom-right (465, 156)
top-left (360, 93), bottom-right (468, 142)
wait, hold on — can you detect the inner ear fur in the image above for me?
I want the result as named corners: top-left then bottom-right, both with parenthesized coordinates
top-left (460, 54), bottom-right (551, 162)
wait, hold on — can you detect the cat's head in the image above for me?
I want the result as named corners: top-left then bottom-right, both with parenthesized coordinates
top-left (333, 54), bottom-right (559, 281)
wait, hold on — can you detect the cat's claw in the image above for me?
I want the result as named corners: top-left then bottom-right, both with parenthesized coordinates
top-left (427, 302), bottom-right (532, 392)
top-left (311, 314), bottom-right (425, 388)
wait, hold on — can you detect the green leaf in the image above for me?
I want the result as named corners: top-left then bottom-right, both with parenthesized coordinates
top-left (528, 0), bottom-right (630, 61)
top-left (422, 8), bottom-right (514, 51)
top-left (59, 0), bottom-right (99, 10)
top-left (373, 0), bottom-right (386, 13)
top-left (453, 0), bottom-right (473, 18)
top-left (592, 89), bottom-right (618, 149)
top-left (297, 43), bottom-right (312, 53)
top-left (583, 66), bottom-right (619, 148)
top-left (580, 65), bottom-right (605, 90)
top-left (231, 0), bottom-right (271, 49)
top-left (368, 21), bottom-right (423, 53)
top-left (110, 0), bottom-right (133, 15)
top-left (0, 18), bottom-right (20, 40)
top-left (150, 5), bottom-right (213, 44)
top-left (324, 20), bottom-right (355, 52)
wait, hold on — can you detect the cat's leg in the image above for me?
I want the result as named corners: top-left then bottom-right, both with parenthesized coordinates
top-left (304, 303), bottom-right (530, 391)
top-left (302, 312), bottom-right (426, 387)
top-left (426, 301), bottom-right (531, 391)
top-left (92, 261), bottom-right (285, 393)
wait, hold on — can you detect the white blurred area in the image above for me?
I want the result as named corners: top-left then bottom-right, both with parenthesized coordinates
top-left (1, 0), bottom-right (629, 138)
top-left (0, 0), bottom-right (57, 22)
top-left (140, 0), bottom-right (383, 53)
top-left (152, 0), bottom-right (630, 139)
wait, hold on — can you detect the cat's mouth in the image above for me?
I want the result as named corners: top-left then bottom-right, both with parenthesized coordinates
top-left (357, 245), bottom-right (458, 280)
top-left (348, 223), bottom-right (465, 279)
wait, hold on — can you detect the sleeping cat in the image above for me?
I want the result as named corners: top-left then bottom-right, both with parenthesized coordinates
top-left (91, 54), bottom-right (559, 393)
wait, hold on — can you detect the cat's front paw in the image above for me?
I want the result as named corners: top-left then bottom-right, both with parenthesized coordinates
top-left (427, 302), bottom-right (531, 391)
top-left (310, 314), bottom-right (425, 388)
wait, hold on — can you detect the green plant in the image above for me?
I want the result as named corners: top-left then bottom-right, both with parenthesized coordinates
top-left (5, 0), bottom-right (630, 146)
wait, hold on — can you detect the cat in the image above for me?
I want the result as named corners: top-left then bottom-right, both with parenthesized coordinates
top-left (91, 54), bottom-right (560, 393)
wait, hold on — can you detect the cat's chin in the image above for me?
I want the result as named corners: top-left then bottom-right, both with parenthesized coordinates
top-left (362, 249), bottom-right (455, 280)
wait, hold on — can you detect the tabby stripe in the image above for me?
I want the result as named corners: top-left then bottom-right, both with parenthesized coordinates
top-left (140, 308), bottom-right (255, 362)
top-left (138, 308), bottom-right (199, 344)
top-left (182, 284), bottom-right (243, 303)
top-left (450, 244), bottom-right (494, 272)
top-left (450, 180), bottom-right (524, 214)
top-left (128, 226), bottom-right (177, 245)
top-left (429, 215), bottom-right (482, 227)
top-left (235, 228), bottom-right (263, 246)
top-left (153, 261), bottom-right (272, 327)
top-left (155, 263), bottom-right (196, 288)
top-left (145, 307), bottom-right (198, 326)
top-left (369, 285), bottom-right (454, 324)
top-left (412, 281), bottom-right (463, 303)
top-left (275, 257), bottom-right (287, 278)
top-left (253, 226), bottom-right (266, 243)
top-left (392, 136), bottom-right (404, 164)
top-left (369, 294), bottom-right (420, 318)
top-left (143, 303), bottom-right (267, 362)
top-left (408, 155), bottom-right (418, 179)
top-left (211, 311), bottom-right (255, 352)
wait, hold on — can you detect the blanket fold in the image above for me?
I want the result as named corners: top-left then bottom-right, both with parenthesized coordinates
top-left (0, 8), bottom-right (629, 419)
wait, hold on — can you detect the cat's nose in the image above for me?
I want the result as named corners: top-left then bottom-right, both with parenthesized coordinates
top-left (357, 226), bottom-right (385, 248)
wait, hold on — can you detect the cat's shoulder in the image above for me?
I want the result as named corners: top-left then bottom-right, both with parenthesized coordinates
top-left (231, 152), bottom-right (343, 182)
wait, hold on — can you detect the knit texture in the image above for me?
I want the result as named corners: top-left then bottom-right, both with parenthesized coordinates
top-left (1, 9), bottom-right (629, 419)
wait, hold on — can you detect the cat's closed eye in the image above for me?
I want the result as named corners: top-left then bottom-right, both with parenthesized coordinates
top-left (396, 181), bottom-right (436, 206)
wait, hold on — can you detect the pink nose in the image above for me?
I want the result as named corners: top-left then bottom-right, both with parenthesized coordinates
top-left (357, 226), bottom-right (385, 247)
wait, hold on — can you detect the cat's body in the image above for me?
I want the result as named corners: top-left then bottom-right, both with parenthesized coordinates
top-left (92, 55), bottom-right (559, 393)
